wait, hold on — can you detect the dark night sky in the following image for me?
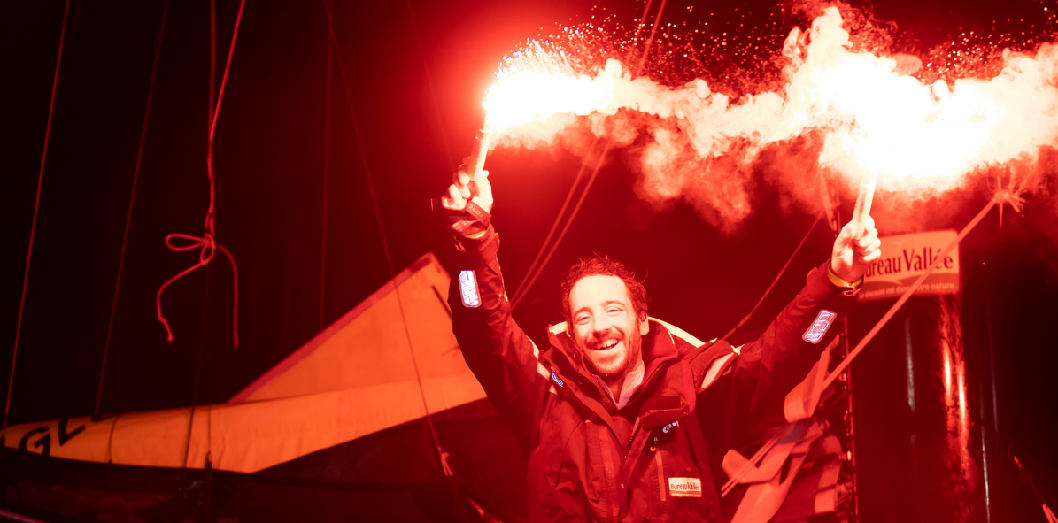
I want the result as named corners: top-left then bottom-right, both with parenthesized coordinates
top-left (3, 0), bottom-right (1057, 516)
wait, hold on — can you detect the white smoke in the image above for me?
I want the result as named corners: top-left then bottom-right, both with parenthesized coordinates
top-left (487, 6), bottom-right (1058, 231)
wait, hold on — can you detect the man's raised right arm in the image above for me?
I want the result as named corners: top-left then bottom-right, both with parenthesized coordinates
top-left (437, 167), bottom-right (550, 448)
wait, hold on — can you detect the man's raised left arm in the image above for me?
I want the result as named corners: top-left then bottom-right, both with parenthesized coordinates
top-left (717, 217), bottom-right (881, 432)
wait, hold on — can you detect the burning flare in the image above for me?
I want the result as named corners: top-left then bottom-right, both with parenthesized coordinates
top-left (478, 6), bottom-right (1058, 229)
top-left (484, 45), bottom-right (622, 133)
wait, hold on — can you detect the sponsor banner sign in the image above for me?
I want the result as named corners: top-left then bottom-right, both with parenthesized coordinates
top-left (859, 230), bottom-right (960, 302)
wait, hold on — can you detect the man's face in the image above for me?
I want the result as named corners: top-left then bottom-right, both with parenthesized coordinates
top-left (568, 274), bottom-right (649, 382)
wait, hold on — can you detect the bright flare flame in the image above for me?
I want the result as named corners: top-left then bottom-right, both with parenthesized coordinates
top-left (796, 8), bottom-right (1056, 192)
top-left (484, 55), bottom-right (622, 132)
top-left (480, 7), bottom-right (1058, 229)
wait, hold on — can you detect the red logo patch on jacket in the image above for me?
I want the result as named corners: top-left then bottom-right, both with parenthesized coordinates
top-left (667, 477), bottom-right (702, 498)
top-left (802, 310), bottom-right (837, 344)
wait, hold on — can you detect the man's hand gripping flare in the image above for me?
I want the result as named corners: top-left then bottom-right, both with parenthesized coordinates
top-left (829, 217), bottom-right (882, 290)
top-left (440, 164), bottom-right (494, 239)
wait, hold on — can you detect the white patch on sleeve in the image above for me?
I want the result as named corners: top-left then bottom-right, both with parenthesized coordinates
top-left (802, 310), bottom-right (837, 344)
top-left (458, 270), bottom-right (481, 308)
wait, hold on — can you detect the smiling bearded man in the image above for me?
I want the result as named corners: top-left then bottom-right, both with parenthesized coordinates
top-left (564, 257), bottom-right (649, 408)
top-left (437, 167), bottom-right (880, 522)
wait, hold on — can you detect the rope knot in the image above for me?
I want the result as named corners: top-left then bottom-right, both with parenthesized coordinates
top-left (993, 186), bottom-right (1026, 214)
top-left (156, 230), bottom-right (239, 346)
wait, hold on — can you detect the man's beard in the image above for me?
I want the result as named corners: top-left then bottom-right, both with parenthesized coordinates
top-left (583, 327), bottom-right (642, 380)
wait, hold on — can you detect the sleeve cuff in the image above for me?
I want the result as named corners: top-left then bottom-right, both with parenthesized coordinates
top-left (451, 225), bottom-right (499, 257)
top-left (462, 227), bottom-right (489, 240)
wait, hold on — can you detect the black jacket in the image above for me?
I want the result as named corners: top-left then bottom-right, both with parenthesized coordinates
top-left (444, 227), bottom-right (852, 521)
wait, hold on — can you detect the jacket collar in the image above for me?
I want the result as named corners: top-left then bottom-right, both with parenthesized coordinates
top-left (545, 319), bottom-right (699, 428)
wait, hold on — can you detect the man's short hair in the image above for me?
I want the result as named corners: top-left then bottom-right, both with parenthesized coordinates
top-left (560, 255), bottom-right (648, 325)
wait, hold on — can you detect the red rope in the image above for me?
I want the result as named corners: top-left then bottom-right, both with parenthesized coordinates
top-left (400, 0), bottom-right (455, 168)
top-left (509, 145), bottom-right (593, 307)
top-left (5, 0), bottom-right (71, 429)
top-left (156, 0), bottom-right (245, 346)
top-left (721, 215), bottom-right (822, 341)
top-left (319, 1), bottom-right (334, 331)
top-left (209, 0), bottom-right (217, 119)
top-left (323, 0), bottom-right (453, 478)
top-left (635, 0), bottom-right (668, 77)
top-left (630, 0), bottom-right (656, 46)
top-left (510, 0), bottom-right (669, 308)
top-left (95, 0), bottom-right (170, 419)
top-left (820, 196), bottom-right (1000, 390)
top-left (722, 194), bottom-right (1003, 494)
top-left (510, 141), bottom-right (613, 309)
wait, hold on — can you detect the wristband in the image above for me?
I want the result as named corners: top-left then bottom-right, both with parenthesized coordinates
top-left (464, 200), bottom-right (491, 229)
top-left (462, 227), bottom-right (489, 240)
top-left (827, 268), bottom-right (862, 291)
